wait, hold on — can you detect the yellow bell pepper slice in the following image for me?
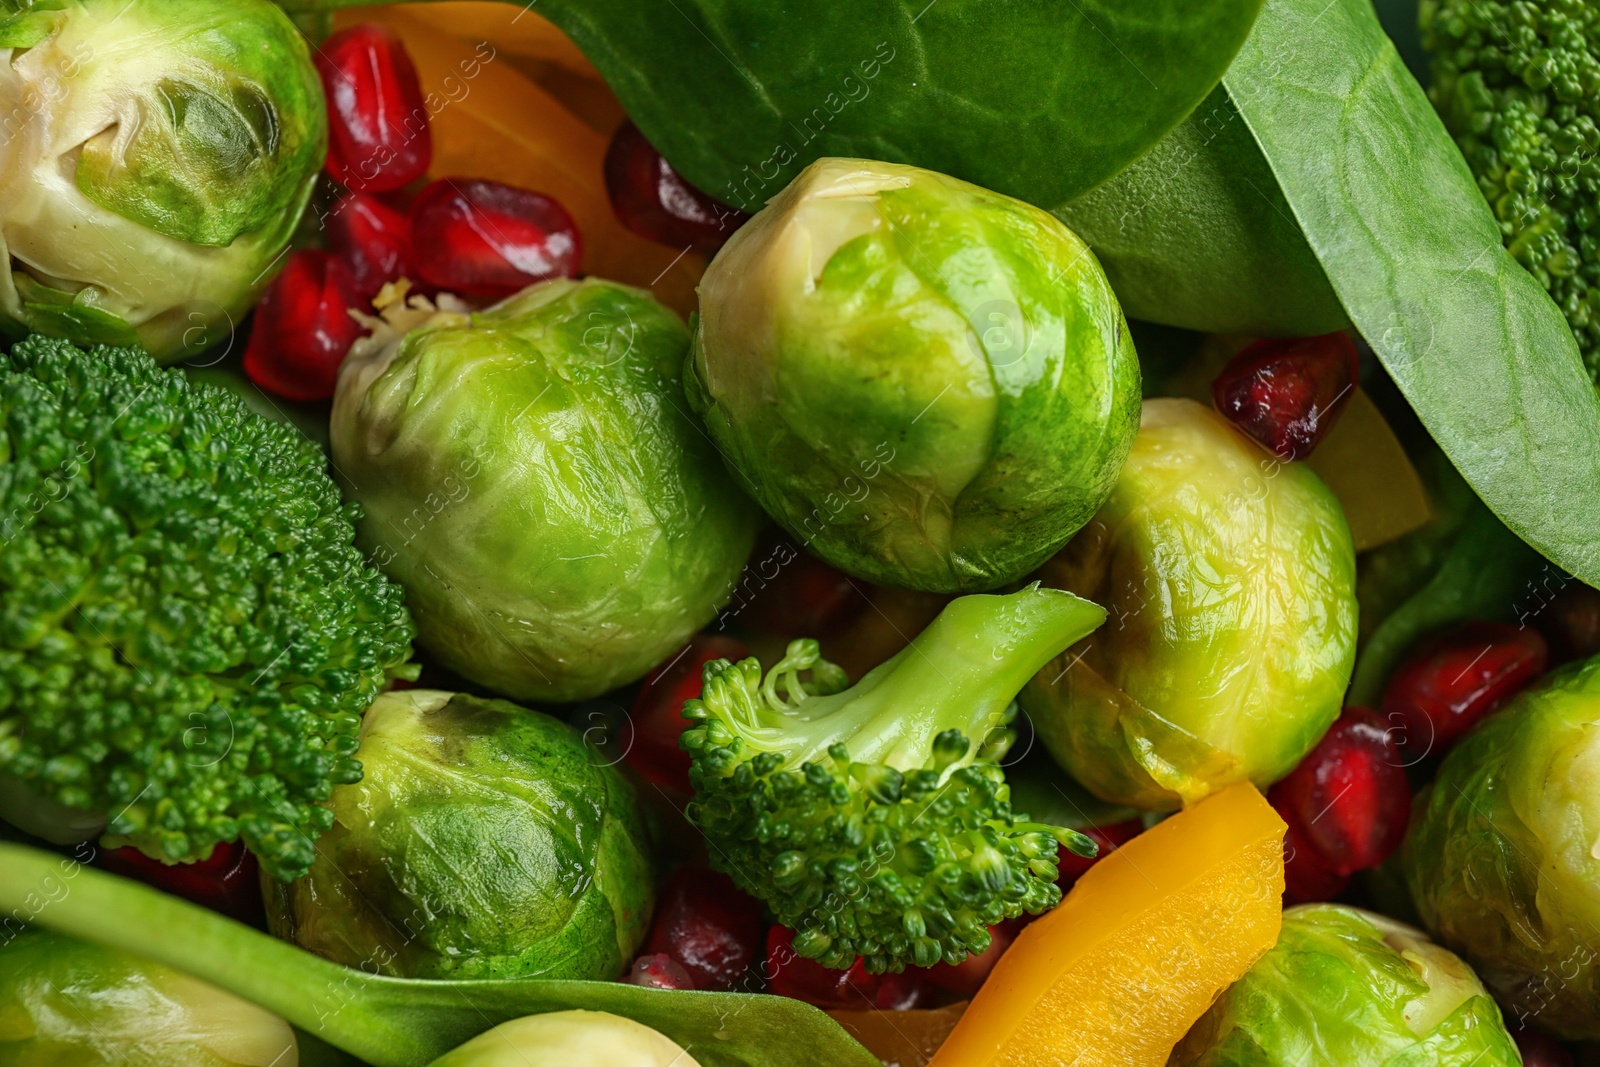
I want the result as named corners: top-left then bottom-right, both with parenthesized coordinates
top-left (929, 783), bottom-right (1285, 1067)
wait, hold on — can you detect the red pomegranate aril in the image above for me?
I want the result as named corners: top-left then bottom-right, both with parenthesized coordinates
top-left (1382, 621), bottom-right (1548, 754)
top-left (1279, 817), bottom-right (1352, 905)
top-left (873, 971), bottom-right (936, 1010)
top-left (1055, 819), bottom-right (1143, 887)
top-left (326, 192), bottom-right (413, 300)
top-left (921, 924), bottom-right (1012, 997)
top-left (317, 24), bottom-right (431, 192)
top-left (101, 841), bottom-right (266, 926)
top-left (626, 952), bottom-right (697, 991)
top-left (626, 634), bottom-right (749, 792)
top-left (410, 178), bottom-right (582, 298)
top-left (1268, 707), bottom-right (1411, 877)
top-left (243, 250), bottom-right (364, 401)
top-left (765, 926), bottom-right (879, 1009)
top-left (1510, 1026), bottom-right (1575, 1067)
top-left (643, 867), bottom-right (765, 992)
top-left (1212, 332), bottom-right (1360, 460)
top-left (604, 121), bottom-right (749, 255)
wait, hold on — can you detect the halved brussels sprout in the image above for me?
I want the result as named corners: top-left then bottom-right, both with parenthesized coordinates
top-left (1171, 904), bottom-right (1521, 1065)
top-left (265, 689), bottom-right (655, 982)
top-left (1401, 655), bottom-right (1600, 1040)
top-left (0, 0), bottom-right (326, 360)
top-left (429, 1012), bottom-right (702, 1067)
top-left (1021, 398), bottom-right (1358, 810)
top-left (332, 278), bottom-right (758, 702)
top-left (0, 928), bottom-right (298, 1066)
top-left (688, 157), bottom-right (1141, 593)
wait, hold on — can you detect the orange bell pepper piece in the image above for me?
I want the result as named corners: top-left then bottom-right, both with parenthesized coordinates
top-left (330, 8), bottom-right (704, 318)
top-left (929, 783), bottom-right (1285, 1067)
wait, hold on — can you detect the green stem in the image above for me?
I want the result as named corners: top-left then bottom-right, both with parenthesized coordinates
top-left (0, 843), bottom-right (877, 1067)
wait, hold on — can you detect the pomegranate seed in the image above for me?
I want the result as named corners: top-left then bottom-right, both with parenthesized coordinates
top-left (243, 250), bottom-right (364, 401)
top-left (626, 952), bottom-right (697, 990)
top-left (626, 634), bottom-right (749, 792)
top-left (101, 841), bottom-right (266, 926)
top-left (1382, 621), bottom-right (1548, 754)
top-left (326, 192), bottom-right (413, 301)
top-left (1268, 707), bottom-right (1411, 877)
top-left (642, 867), bottom-right (765, 992)
top-left (1212, 332), bottom-right (1360, 460)
top-left (921, 924), bottom-right (1012, 996)
top-left (1511, 1026), bottom-right (1574, 1067)
top-left (604, 121), bottom-right (748, 255)
top-left (765, 926), bottom-right (879, 1009)
top-left (1279, 817), bottom-right (1352, 904)
top-left (316, 24), bottom-right (431, 192)
top-left (409, 178), bottom-right (582, 298)
top-left (733, 537), bottom-right (870, 639)
top-left (1056, 820), bottom-right (1142, 887)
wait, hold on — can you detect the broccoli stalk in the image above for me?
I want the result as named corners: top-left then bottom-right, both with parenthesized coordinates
top-left (1422, 0), bottom-right (1600, 376)
top-left (681, 585), bottom-right (1106, 973)
top-left (0, 338), bottom-right (415, 881)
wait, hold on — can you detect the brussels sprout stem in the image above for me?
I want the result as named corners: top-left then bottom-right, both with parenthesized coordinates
top-left (0, 843), bottom-right (876, 1067)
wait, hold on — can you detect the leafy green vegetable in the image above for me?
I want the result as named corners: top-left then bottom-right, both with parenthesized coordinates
top-left (0, 0), bottom-right (325, 361)
top-left (0, 842), bottom-right (880, 1067)
top-left (0, 337), bottom-right (414, 881)
top-left (1022, 399), bottom-right (1357, 811)
top-left (689, 158), bottom-right (1140, 593)
top-left (1171, 904), bottom-right (1521, 1066)
top-left (0, 928), bottom-right (300, 1066)
top-left (1423, 0), bottom-right (1600, 378)
top-left (1400, 656), bottom-right (1600, 1040)
top-left (273, 0), bottom-right (1262, 210)
top-left (683, 586), bottom-right (1104, 972)
top-left (267, 690), bottom-right (655, 983)
top-left (1053, 86), bottom-right (1347, 337)
top-left (1215, 0), bottom-right (1600, 586)
top-left (1349, 453), bottom-right (1548, 704)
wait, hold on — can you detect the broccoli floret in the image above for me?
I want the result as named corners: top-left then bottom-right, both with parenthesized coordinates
top-left (1422, 0), bottom-right (1600, 375)
top-left (0, 337), bottom-right (415, 881)
top-left (681, 586), bottom-right (1104, 973)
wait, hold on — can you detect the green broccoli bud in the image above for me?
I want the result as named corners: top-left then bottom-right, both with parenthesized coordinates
top-left (0, 337), bottom-right (415, 881)
top-left (681, 585), bottom-right (1105, 973)
top-left (1422, 0), bottom-right (1600, 376)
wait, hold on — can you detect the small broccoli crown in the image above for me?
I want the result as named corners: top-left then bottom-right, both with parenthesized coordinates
top-left (0, 337), bottom-right (414, 880)
top-left (1422, 0), bottom-right (1600, 375)
top-left (681, 589), bottom-right (1105, 973)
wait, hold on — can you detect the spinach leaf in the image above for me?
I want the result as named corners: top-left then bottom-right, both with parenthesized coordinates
top-left (1054, 85), bottom-right (1347, 337)
top-left (1219, 0), bottom-right (1600, 586)
top-left (0, 844), bottom-right (877, 1067)
top-left (276, 0), bottom-right (1263, 211)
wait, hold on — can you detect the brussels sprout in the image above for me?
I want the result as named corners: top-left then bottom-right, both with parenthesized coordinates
top-left (0, 0), bottom-right (326, 361)
top-left (1401, 656), bottom-right (1600, 1039)
top-left (0, 928), bottom-right (298, 1066)
top-left (265, 689), bottom-right (655, 981)
top-left (1170, 904), bottom-right (1521, 1066)
top-left (688, 157), bottom-right (1141, 594)
top-left (428, 1011), bottom-right (702, 1067)
top-left (332, 279), bottom-right (758, 702)
top-left (1021, 398), bottom-right (1358, 810)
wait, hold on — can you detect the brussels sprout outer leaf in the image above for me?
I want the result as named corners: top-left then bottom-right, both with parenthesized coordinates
top-left (66, 0), bottom-right (328, 248)
top-left (1052, 85), bottom-right (1348, 338)
top-left (0, 843), bottom-right (880, 1067)
top-left (1217, 0), bottom-right (1600, 587)
top-left (273, 0), bottom-right (1261, 211)
top-left (1400, 660), bottom-right (1600, 1040)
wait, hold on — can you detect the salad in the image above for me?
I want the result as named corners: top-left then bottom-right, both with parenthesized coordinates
top-left (1, 0), bottom-right (1599, 1064)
